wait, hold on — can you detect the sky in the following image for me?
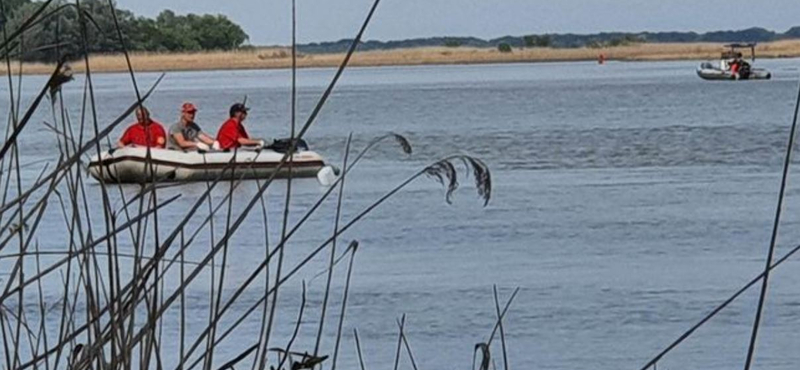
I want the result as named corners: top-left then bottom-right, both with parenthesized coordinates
top-left (115, 0), bottom-right (800, 45)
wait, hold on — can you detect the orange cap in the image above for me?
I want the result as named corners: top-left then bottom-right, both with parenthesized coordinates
top-left (182, 102), bottom-right (197, 113)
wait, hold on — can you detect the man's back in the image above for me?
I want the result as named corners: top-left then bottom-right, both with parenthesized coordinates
top-left (121, 121), bottom-right (166, 148)
top-left (216, 118), bottom-right (248, 150)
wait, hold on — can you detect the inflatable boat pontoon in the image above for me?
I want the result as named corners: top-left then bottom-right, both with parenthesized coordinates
top-left (87, 147), bottom-right (327, 183)
top-left (696, 63), bottom-right (771, 81)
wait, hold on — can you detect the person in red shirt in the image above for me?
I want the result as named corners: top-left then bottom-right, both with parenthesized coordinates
top-left (117, 107), bottom-right (167, 148)
top-left (730, 59), bottom-right (740, 75)
top-left (216, 103), bottom-right (265, 150)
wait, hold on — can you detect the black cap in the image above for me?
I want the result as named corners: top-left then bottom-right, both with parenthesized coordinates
top-left (229, 103), bottom-right (250, 117)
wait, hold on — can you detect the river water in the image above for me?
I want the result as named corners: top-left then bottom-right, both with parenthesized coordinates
top-left (3, 59), bottom-right (800, 370)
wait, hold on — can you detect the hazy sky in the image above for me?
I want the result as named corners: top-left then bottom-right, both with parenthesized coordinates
top-left (116, 0), bottom-right (800, 45)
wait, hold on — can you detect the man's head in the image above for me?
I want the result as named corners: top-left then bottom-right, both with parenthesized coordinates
top-left (181, 102), bottom-right (197, 123)
top-left (229, 103), bottom-right (249, 122)
top-left (135, 106), bottom-right (150, 124)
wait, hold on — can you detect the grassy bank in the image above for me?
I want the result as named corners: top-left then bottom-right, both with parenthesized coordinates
top-left (5, 40), bottom-right (800, 75)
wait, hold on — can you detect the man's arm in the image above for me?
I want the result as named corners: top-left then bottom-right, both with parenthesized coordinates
top-left (172, 132), bottom-right (197, 149)
top-left (117, 128), bottom-right (130, 148)
top-left (237, 137), bottom-right (263, 147)
top-left (198, 132), bottom-right (215, 145)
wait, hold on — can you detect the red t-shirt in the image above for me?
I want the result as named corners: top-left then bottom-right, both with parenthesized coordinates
top-left (216, 118), bottom-right (249, 150)
top-left (119, 121), bottom-right (166, 148)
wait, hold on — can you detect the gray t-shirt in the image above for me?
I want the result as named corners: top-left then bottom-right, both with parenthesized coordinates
top-left (168, 121), bottom-right (204, 150)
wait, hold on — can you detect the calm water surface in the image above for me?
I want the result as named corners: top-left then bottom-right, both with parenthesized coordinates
top-left (3, 59), bottom-right (800, 370)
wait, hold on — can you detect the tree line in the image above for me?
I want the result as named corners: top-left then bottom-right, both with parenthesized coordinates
top-left (298, 26), bottom-right (800, 54)
top-left (3, 0), bottom-right (250, 62)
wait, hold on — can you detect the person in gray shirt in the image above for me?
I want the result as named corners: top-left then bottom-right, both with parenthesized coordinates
top-left (168, 102), bottom-right (219, 151)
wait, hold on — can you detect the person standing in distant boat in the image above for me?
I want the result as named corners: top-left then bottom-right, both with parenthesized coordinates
top-left (117, 106), bottom-right (166, 148)
top-left (168, 102), bottom-right (219, 151)
top-left (216, 103), bottom-right (266, 150)
top-left (738, 57), bottom-right (752, 79)
top-left (728, 52), bottom-right (744, 79)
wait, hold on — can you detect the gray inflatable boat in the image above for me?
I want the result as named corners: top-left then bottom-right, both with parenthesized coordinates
top-left (697, 62), bottom-right (772, 81)
top-left (697, 43), bottom-right (772, 81)
top-left (87, 147), bottom-right (327, 183)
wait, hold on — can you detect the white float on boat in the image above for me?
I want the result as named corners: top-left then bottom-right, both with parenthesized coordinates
top-left (87, 147), bottom-right (327, 183)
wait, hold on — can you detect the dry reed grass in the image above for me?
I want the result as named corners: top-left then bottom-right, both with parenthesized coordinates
top-left (5, 40), bottom-right (800, 75)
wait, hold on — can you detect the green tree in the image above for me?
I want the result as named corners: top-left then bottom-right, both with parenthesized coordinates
top-left (443, 38), bottom-right (462, 47)
top-left (148, 10), bottom-right (248, 52)
top-left (1, 0), bottom-right (30, 15)
top-left (4, 1), bottom-right (75, 61)
top-left (5, 0), bottom-right (250, 62)
top-left (524, 35), bottom-right (552, 48)
top-left (188, 14), bottom-right (248, 50)
top-left (497, 43), bottom-right (512, 53)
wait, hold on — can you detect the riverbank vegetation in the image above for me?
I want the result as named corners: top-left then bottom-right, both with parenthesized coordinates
top-left (5, 40), bottom-right (800, 75)
top-left (6, 1), bottom-right (800, 73)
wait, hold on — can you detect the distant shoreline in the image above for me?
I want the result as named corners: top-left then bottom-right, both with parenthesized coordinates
top-left (5, 40), bottom-right (800, 76)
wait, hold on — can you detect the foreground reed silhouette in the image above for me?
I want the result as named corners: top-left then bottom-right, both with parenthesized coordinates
top-left (0, 1), bottom-right (517, 370)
